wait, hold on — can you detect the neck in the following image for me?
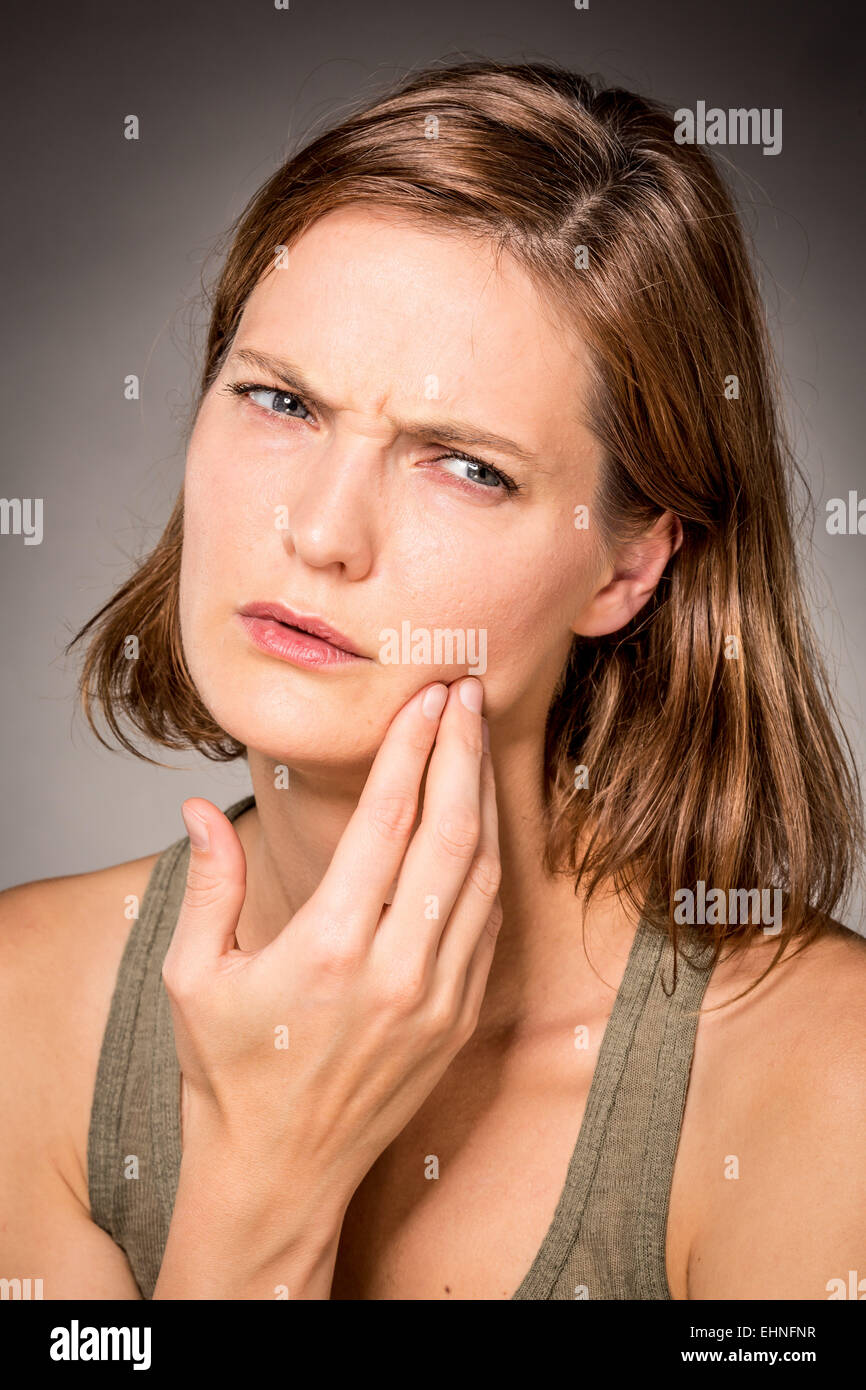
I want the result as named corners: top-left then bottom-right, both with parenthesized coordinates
top-left (231, 734), bottom-right (641, 1040)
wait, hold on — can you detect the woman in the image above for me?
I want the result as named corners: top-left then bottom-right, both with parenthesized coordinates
top-left (1, 59), bottom-right (863, 1301)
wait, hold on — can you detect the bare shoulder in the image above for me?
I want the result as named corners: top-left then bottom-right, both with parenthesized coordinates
top-left (672, 916), bottom-right (866, 1300)
top-left (702, 913), bottom-right (866, 1031)
top-left (0, 849), bottom-right (163, 1208)
top-left (699, 916), bottom-right (866, 1081)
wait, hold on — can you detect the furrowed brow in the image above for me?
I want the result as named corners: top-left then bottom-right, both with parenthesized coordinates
top-left (227, 347), bottom-right (538, 462)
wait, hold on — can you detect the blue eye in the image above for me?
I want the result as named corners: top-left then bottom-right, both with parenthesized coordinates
top-left (230, 384), bottom-right (313, 421)
top-left (223, 379), bottom-right (523, 496)
top-left (438, 453), bottom-right (514, 492)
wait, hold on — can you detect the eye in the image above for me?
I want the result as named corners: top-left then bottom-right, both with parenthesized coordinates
top-left (224, 381), bottom-right (315, 422)
top-left (435, 452), bottom-right (521, 495)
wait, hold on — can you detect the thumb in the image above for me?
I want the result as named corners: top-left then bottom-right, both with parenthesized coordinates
top-left (165, 798), bottom-right (248, 981)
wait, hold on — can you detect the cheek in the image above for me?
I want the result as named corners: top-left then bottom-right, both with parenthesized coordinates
top-left (185, 438), bottom-right (246, 543)
top-left (386, 516), bottom-right (590, 688)
top-left (181, 419), bottom-right (270, 593)
top-left (178, 423), bottom-right (252, 656)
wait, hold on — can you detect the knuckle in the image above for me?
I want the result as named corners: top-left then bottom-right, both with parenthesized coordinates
top-left (456, 1000), bottom-right (482, 1043)
top-left (425, 989), bottom-right (462, 1038)
top-left (161, 955), bottom-right (197, 1000)
top-left (405, 724), bottom-right (436, 757)
top-left (483, 897), bottom-right (505, 941)
top-left (381, 964), bottom-right (428, 1012)
top-left (432, 807), bottom-right (480, 859)
top-left (367, 792), bottom-right (418, 844)
top-left (461, 725), bottom-right (484, 759)
top-left (310, 932), bottom-right (364, 981)
top-left (467, 851), bottom-right (502, 902)
top-left (182, 862), bottom-right (225, 911)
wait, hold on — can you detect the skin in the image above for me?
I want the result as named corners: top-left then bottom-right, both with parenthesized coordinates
top-left (0, 204), bottom-right (864, 1301)
top-left (179, 204), bottom-right (680, 1006)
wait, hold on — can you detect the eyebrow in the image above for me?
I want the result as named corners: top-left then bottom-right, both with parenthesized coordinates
top-left (227, 347), bottom-right (538, 463)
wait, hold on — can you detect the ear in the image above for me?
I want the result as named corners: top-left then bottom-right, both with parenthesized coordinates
top-left (572, 510), bottom-right (682, 638)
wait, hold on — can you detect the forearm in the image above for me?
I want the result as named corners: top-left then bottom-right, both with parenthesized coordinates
top-left (153, 1132), bottom-right (348, 1300)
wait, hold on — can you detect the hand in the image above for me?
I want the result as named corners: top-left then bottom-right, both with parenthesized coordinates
top-left (162, 676), bottom-right (502, 1216)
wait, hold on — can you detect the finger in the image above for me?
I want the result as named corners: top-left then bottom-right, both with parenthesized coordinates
top-left (433, 735), bottom-right (501, 983)
top-left (377, 676), bottom-right (485, 961)
top-left (457, 891), bottom-right (504, 1032)
top-left (162, 798), bottom-right (247, 984)
top-left (298, 681), bottom-right (449, 944)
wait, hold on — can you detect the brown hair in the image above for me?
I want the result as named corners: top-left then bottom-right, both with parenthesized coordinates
top-left (67, 58), bottom-right (864, 989)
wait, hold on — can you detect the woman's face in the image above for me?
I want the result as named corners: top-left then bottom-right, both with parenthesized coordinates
top-left (180, 205), bottom-right (610, 768)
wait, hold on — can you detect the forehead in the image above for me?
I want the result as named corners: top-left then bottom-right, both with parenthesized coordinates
top-left (234, 206), bottom-right (593, 460)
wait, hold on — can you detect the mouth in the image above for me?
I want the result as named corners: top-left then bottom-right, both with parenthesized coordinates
top-left (237, 600), bottom-right (368, 661)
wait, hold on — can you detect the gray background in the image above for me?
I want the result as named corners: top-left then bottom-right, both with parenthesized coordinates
top-left (2, 0), bottom-right (863, 929)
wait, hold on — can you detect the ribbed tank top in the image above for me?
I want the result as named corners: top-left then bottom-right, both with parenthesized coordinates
top-left (87, 793), bottom-right (717, 1300)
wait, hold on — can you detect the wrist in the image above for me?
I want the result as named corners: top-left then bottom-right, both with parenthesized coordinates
top-left (176, 1108), bottom-right (348, 1242)
top-left (155, 1148), bottom-right (346, 1299)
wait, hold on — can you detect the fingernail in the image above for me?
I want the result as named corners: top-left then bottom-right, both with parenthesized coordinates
top-left (481, 717), bottom-right (490, 752)
top-left (422, 683), bottom-right (448, 720)
top-left (459, 677), bottom-right (483, 713)
top-left (182, 804), bottom-right (210, 852)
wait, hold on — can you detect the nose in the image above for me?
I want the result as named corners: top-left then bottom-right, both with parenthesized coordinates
top-left (281, 434), bottom-right (382, 579)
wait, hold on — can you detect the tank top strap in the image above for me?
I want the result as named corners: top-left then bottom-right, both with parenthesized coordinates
top-left (87, 794), bottom-right (255, 1298)
top-left (512, 914), bottom-right (717, 1300)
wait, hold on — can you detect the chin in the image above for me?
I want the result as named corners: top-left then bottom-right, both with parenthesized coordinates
top-left (195, 675), bottom-right (386, 770)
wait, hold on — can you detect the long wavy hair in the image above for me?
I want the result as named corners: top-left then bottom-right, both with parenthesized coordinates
top-left (66, 58), bottom-right (864, 993)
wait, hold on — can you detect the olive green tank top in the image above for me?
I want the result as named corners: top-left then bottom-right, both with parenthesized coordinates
top-left (87, 793), bottom-right (717, 1300)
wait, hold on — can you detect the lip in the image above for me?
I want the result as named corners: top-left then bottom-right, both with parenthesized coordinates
top-left (237, 600), bottom-right (369, 667)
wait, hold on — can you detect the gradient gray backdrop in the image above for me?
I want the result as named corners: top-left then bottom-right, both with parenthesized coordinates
top-left (2, 0), bottom-right (864, 931)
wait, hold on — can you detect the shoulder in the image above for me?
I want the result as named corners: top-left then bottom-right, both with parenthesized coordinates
top-left (701, 913), bottom-right (866, 1034)
top-left (698, 916), bottom-right (866, 1087)
top-left (0, 850), bottom-right (163, 1209)
top-left (674, 916), bottom-right (866, 1299)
